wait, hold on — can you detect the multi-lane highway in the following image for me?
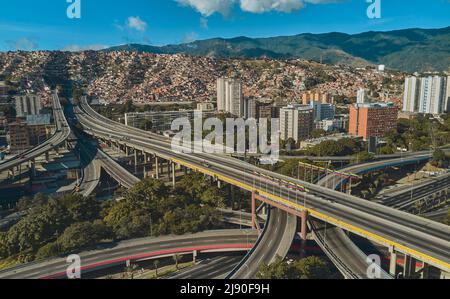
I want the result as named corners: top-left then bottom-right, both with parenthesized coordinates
top-left (76, 97), bottom-right (450, 274)
top-left (0, 230), bottom-right (258, 279)
top-left (376, 172), bottom-right (450, 211)
top-left (229, 208), bottom-right (297, 279)
top-left (0, 93), bottom-right (71, 173)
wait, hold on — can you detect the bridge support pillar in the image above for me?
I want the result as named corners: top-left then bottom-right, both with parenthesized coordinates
top-left (143, 153), bottom-right (151, 179)
top-left (29, 159), bottom-right (36, 180)
top-left (404, 255), bottom-right (417, 279)
top-left (217, 180), bottom-right (221, 189)
top-left (155, 157), bottom-right (160, 179)
top-left (125, 146), bottom-right (130, 156)
top-left (389, 246), bottom-right (398, 277)
top-left (347, 178), bottom-right (353, 195)
top-left (251, 192), bottom-right (257, 230)
top-left (45, 151), bottom-right (50, 162)
top-left (300, 210), bottom-right (309, 241)
top-left (299, 210), bottom-right (309, 258)
top-left (171, 162), bottom-right (176, 187)
top-left (193, 250), bottom-right (198, 264)
top-left (421, 263), bottom-right (430, 279)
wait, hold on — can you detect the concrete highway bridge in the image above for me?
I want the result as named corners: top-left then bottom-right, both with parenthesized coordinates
top-left (75, 97), bottom-right (450, 278)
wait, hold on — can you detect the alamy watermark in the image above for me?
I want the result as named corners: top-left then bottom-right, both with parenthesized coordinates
top-left (367, 0), bottom-right (381, 19)
top-left (67, 0), bottom-right (81, 19)
top-left (366, 254), bottom-right (382, 279)
top-left (66, 254), bottom-right (81, 279)
top-left (171, 112), bottom-right (280, 163)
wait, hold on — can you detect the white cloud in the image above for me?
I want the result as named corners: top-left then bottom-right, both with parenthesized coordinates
top-left (176, 0), bottom-right (344, 15)
top-left (5, 37), bottom-right (38, 51)
top-left (62, 44), bottom-right (108, 52)
top-left (176, 0), bottom-right (236, 16)
top-left (126, 16), bottom-right (148, 32)
top-left (240, 0), bottom-right (304, 13)
top-left (183, 32), bottom-right (199, 43)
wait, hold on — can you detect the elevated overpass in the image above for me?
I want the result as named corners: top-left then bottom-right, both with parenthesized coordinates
top-left (0, 230), bottom-right (258, 279)
top-left (0, 93), bottom-right (71, 174)
top-left (76, 97), bottom-right (450, 276)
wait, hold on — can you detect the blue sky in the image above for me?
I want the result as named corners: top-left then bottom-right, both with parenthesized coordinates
top-left (0, 0), bottom-right (449, 51)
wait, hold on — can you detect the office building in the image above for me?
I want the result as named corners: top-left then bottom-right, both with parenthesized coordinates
top-left (349, 103), bottom-right (398, 140)
top-left (217, 78), bottom-right (244, 117)
top-left (125, 110), bottom-right (215, 132)
top-left (403, 76), bottom-right (420, 113)
top-left (310, 101), bottom-right (336, 121)
top-left (15, 94), bottom-right (42, 117)
top-left (315, 116), bottom-right (348, 132)
top-left (280, 104), bottom-right (314, 142)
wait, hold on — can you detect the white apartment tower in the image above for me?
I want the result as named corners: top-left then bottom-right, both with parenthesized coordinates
top-left (217, 78), bottom-right (226, 111)
top-left (403, 76), bottom-right (419, 113)
top-left (357, 88), bottom-right (368, 104)
top-left (419, 76), bottom-right (445, 114)
top-left (15, 94), bottom-right (42, 117)
top-left (216, 78), bottom-right (244, 117)
top-left (445, 76), bottom-right (450, 113)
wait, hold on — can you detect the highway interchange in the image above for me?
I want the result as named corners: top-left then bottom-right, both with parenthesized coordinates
top-left (0, 95), bottom-right (449, 279)
top-left (75, 97), bottom-right (450, 274)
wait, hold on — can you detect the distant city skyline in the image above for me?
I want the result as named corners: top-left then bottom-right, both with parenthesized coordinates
top-left (0, 0), bottom-right (449, 51)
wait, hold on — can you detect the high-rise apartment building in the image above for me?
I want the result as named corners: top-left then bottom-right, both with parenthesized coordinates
top-left (403, 76), bottom-right (420, 113)
top-left (419, 76), bottom-right (446, 115)
top-left (244, 98), bottom-right (257, 119)
top-left (445, 76), bottom-right (450, 113)
top-left (357, 88), bottom-right (369, 104)
top-left (15, 94), bottom-right (42, 118)
top-left (403, 76), bottom-right (447, 114)
top-left (217, 78), bottom-right (227, 112)
top-left (349, 103), bottom-right (398, 140)
top-left (216, 78), bottom-right (244, 117)
top-left (280, 104), bottom-right (314, 142)
top-left (302, 91), bottom-right (333, 105)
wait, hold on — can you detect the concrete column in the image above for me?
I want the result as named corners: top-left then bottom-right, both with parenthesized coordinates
top-left (171, 162), bottom-right (176, 187)
top-left (125, 146), bottom-right (130, 156)
top-left (251, 192), bottom-right (257, 230)
top-left (45, 151), bottom-right (50, 162)
top-left (217, 180), bottom-right (222, 189)
top-left (421, 263), bottom-right (430, 279)
top-left (404, 255), bottom-right (416, 279)
top-left (389, 246), bottom-right (398, 277)
top-left (193, 250), bottom-right (198, 264)
top-left (300, 210), bottom-right (308, 241)
top-left (155, 157), bottom-right (160, 179)
top-left (29, 159), bottom-right (36, 180)
top-left (347, 177), bottom-right (353, 195)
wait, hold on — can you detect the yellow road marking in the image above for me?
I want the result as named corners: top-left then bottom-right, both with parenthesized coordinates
top-left (172, 158), bottom-right (450, 271)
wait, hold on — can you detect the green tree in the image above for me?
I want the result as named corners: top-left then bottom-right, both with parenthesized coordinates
top-left (57, 221), bottom-right (110, 253)
top-left (292, 256), bottom-right (332, 279)
top-left (257, 256), bottom-right (295, 279)
top-left (432, 149), bottom-right (448, 168)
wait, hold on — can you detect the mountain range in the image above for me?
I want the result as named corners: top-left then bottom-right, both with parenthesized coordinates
top-left (107, 27), bottom-right (450, 73)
